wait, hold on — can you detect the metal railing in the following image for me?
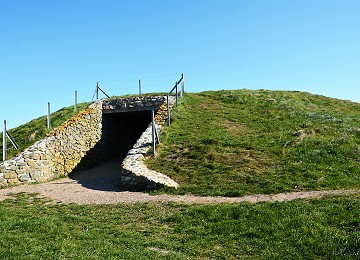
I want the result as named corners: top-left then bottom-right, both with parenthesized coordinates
top-left (166, 73), bottom-right (184, 126)
top-left (152, 73), bottom-right (184, 156)
top-left (92, 82), bottom-right (110, 102)
top-left (2, 120), bottom-right (19, 161)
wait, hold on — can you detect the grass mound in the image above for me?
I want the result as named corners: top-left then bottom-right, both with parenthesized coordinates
top-left (146, 89), bottom-right (360, 196)
top-left (0, 102), bottom-right (89, 160)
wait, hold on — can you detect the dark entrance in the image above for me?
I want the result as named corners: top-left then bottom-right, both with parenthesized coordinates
top-left (69, 109), bottom-right (153, 191)
top-left (101, 110), bottom-right (152, 161)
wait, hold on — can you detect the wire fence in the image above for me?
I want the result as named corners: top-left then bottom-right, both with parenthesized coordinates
top-left (92, 73), bottom-right (183, 99)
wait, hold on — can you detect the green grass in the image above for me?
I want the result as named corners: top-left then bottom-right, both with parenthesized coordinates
top-left (0, 102), bottom-right (90, 160)
top-left (0, 90), bottom-right (358, 258)
top-left (146, 90), bottom-right (360, 196)
top-left (0, 193), bottom-right (358, 259)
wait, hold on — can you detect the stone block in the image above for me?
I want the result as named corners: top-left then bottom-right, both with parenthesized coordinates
top-left (41, 166), bottom-right (52, 176)
top-left (56, 158), bottom-right (64, 164)
top-left (49, 161), bottom-right (57, 167)
top-left (3, 161), bottom-right (11, 167)
top-left (52, 171), bottom-right (60, 179)
top-left (27, 159), bottom-right (36, 168)
top-left (33, 154), bottom-right (41, 160)
top-left (25, 152), bottom-right (35, 158)
top-left (37, 141), bottom-right (47, 149)
top-left (16, 168), bottom-right (26, 174)
top-left (38, 177), bottom-right (49, 183)
top-left (7, 178), bottom-right (19, 184)
top-left (30, 171), bottom-right (42, 180)
top-left (4, 172), bottom-right (17, 179)
top-left (18, 173), bottom-right (31, 182)
top-left (64, 165), bottom-right (74, 174)
top-left (5, 165), bottom-right (17, 171)
top-left (42, 160), bottom-right (49, 166)
top-left (16, 161), bottom-right (27, 167)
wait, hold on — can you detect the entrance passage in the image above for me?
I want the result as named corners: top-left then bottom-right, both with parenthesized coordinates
top-left (69, 109), bottom-right (154, 191)
top-left (101, 110), bottom-right (152, 161)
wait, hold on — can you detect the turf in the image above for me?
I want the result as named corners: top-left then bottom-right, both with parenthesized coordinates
top-left (0, 193), bottom-right (358, 259)
top-left (0, 89), bottom-right (359, 259)
top-left (146, 90), bottom-right (360, 196)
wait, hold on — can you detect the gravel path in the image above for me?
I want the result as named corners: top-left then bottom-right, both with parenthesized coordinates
top-left (0, 160), bottom-right (358, 204)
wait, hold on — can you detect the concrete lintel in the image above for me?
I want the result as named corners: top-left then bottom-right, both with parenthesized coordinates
top-left (102, 104), bottom-right (162, 114)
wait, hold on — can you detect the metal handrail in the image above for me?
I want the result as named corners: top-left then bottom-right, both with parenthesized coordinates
top-left (152, 73), bottom-right (184, 155)
top-left (166, 73), bottom-right (184, 126)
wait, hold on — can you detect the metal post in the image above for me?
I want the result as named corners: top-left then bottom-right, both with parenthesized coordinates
top-left (175, 82), bottom-right (178, 108)
top-left (181, 73), bottom-right (184, 98)
top-left (96, 82), bottom-right (99, 100)
top-left (166, 93), bottom-right (170, 126)
top-left (139, 79), bottom-right (142, 95)
top-left (74, 90), bottom-right (78, 112)
top-left (151, 109), bottom-right (156, 156)
top-left (47, 102), bottom-right (51, 129)
top-left (3, 120), bottom-right (6, 161)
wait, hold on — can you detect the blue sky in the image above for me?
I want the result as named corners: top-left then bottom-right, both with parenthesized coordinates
top-left (1, 0), bottom-right (360, 129)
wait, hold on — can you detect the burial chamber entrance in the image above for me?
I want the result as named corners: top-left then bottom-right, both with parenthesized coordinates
top-left (69, 97), bottom-right (164, 191)
top-left (99, 96), bottom-right (165, 161)
top-left (101, 110), bottom-right (152, 161)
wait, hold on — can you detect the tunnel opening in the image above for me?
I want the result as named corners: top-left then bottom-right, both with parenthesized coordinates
top-left (68, 108), bottom-right (157, 191)
top-left (100, 110), bottom-right (153, 161)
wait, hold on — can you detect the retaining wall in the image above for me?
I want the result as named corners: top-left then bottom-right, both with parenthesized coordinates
top-left (0, 96), bottom-right (179, 190)
top-left (121, 97), bottom-right (179, 189)
top-left (0, 101), bottom-right (103, 187)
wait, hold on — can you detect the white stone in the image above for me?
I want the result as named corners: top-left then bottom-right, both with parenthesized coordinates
top-left (121, 97), bottom-right (178, 188)
top-left (18, 173), bottom-right (31, 182)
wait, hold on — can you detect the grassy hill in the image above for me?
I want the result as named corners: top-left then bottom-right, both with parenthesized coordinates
top-left (0, 102), bottom-right (89, 160)
top-left (146, 89), bottom-right (360, 196)
top-left (2, 89), bottom-right (359, 197)
top-left (0, 89), bottom-right (359, 259)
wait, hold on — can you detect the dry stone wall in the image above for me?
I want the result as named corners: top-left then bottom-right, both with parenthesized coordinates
top-left (121, 96), bottom-right (179, 189)
top-left (0, 101), bottom-right (103, 187)
top-left (0, 96), bottom-right (179, 190)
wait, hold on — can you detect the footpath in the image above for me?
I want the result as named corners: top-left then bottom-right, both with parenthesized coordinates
top-left (0, 160), bottom-right (358, 204)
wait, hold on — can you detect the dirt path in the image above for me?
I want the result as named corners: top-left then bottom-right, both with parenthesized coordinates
top-left (0, 160), bottom-right (358, 204)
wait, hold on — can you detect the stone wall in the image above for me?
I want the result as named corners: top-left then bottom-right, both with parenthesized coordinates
top-left (0, 101), bottom-right (103, 187)
top-left (102, 96), bottom-right (164, 112)
top-left (0, 96), bottom-right (179, 190)
top-left (121, 97), bottom-right (179, 189)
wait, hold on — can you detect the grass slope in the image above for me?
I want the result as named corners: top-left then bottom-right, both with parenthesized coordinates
top-left (146, 90), bottom-right (360, 196)
top-left (0, 102), bottom-right (89, 160)
top-left (0, 193), bottom-right (358, 259)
